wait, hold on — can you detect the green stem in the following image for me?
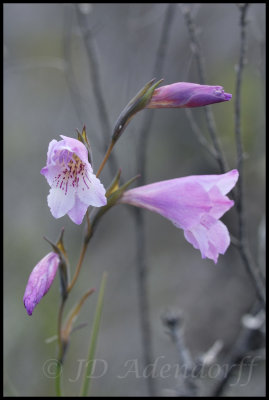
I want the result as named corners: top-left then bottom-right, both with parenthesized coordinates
top-left (80, 272), bottom-right (107, 396)
top-left (55, 360), bottom-right (62, 397)
top-left (55, 299), bottom-right (65, 396)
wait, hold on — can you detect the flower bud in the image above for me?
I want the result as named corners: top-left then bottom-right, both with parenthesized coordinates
top-left (23, 252), bottom-right (60, 316)
top-left (146, 82), bottom-right (232, 108)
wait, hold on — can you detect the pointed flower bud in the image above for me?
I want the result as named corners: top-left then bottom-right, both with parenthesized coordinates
top-left (41, 135), bottom-right (107, 225)
top-left (119, 170), bottom-right (239, 263)
top-left (146, 82), bottom-right (232, 108)
top-left (23, 252), bottom-right (60, 315)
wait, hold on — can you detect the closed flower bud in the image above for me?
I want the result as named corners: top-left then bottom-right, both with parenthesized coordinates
top-left (146, 82), bottom-right (232, 108)
top-left (23, 252), bottom-right (60, 315)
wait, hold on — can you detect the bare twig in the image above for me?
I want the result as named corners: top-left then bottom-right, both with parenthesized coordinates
top-left (63, 7), bottom-right (87, 125)
top-left (184, 108), bottom-right (219, 159)
top-left (179, 4), bottom-right (228, 173)
top-left (75, 4), bottom-right (118, 177)
top-left (210, 303), bottom-right (265, 397)
top-left (234, 3), bottom-right (249, 244)
top-left (233, 4), bottom-right (265, 307)
top-left (162, 310), bottom-right (198, 396)
top-left (134, 4), bottom-right (177, 396)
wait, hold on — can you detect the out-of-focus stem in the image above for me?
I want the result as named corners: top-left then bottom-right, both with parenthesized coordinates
top-left (56, 300), bottom-right (65, 396)
top-left (96, 141), bottom-right (115, 178)
top-left (75, 5), bottom-right (118, 177)
top-left (67, 244), bottom-right (88, 294)
top-left (234, 3), bottom-right (265, 307)
top-left (80, 272), bottom-right (107, 396)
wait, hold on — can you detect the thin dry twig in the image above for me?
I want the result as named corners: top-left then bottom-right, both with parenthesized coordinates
top-left (63, 7), bottom-right (87, 125)
top-left (162, 310), bottom-right (198, 396)
top-left (179, 4), bottom-right (228, 173)
top-left (75, 4), bottom-right (118, 177)
top-left (210, 303), bottom-right (265, 397)
top-left (233, 3), bottom-right (265, 306)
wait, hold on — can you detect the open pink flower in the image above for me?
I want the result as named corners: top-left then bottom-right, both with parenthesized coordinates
top-left (41, 136), bottom-right (107, 225)
top-left (23, 252), bottom-right (60, 315)
top-left (119, 170), bottom-right (238, 263)
top-left (146, 82), bottom-right (232, 108)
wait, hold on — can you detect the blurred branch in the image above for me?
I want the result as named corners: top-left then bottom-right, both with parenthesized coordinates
top-left (63, 6), bottom-right (87, 126)
top-left (184, 108), bottom-right (219, 159)
top-left (234, 3), bottom-right (249, 244)
top-left (75, 4), bottom-right (118, 177)
top-left (179, 4), bottom-right (228, 173)
top-left (162, 310), bottom-right (224, 397)
top-left (162, 310), bottom-right (198, 396)
top-left (134, 4), bottom-right (177, 396)
top-left (210, 303), bottom-right (265, 397)
top-left (233, 4), bottom-right (265, 307)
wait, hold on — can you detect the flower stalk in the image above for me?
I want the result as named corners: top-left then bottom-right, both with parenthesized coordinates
top-left (80, 272), bottom-right (107, 397)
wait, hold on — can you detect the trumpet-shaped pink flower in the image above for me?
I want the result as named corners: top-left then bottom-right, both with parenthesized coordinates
top-left (23, 252), bottom-right (60, 315)
top-left (146, 82), bottom-right (232, 108)
top-left (119, 170), bottom-right (239, 263)
top-left (41, 136), bottom-right (107, 225)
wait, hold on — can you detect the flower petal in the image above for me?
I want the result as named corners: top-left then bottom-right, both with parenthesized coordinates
top-left (121, 180), bottom-right (211, 230)
top-left (67, 196), bottom-right (89, 225)
top-left (76, 168), bottom-right (107, 208)
top-left (191, 169), bottom-right (239, 195)
top-left (60, 135), bottom-right (90, 166)
top-left (207, 219), bottom-right (230, 258)
top-left (40, 164), bottom-right (60, 186)
top-left (208, 185), bottom-right (234, 219)
top-left (185, 216), bottom-right (230, 263)
top-left (184, 224), bottom-right (209, 260)
top-left (47, 183), bottom-right (76, 218)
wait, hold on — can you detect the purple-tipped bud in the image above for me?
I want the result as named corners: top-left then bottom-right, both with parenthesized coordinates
top-left (23, 252), bottom-right (60, 316)
top-left (146, 82), bottom-right (232, 108)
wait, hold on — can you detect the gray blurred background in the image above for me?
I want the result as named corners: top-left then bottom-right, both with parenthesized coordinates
top-left (4, 3), bottom-right (265, 397)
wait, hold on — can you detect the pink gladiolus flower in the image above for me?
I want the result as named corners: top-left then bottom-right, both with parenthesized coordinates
top-left (146, 82), bottom-right (232, 108)
top-left (41, 136), bottom-right (107, 225)
top-left (119, 170), bottom-right (239, 263)
top-left (23, 252), bottom-right (60, 315)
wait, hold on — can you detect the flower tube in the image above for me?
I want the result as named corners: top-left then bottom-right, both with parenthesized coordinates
top-left (119, 170), bottom-right (238, 263)
top-left (146, 82), bottom-right (232, 108)
top-left (41, 136), bottom-right (107, 225)
top-left (23, 252), bottom-right (60, 315)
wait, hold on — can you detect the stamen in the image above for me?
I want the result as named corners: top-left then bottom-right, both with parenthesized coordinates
top-left (53, 151), bottom-right (91, 194)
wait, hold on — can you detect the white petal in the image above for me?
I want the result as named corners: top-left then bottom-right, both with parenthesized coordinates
top-left (67, 196), bottom-right (89, 225)
top-left (47, 183), bottom-right (76, 219)
top-left (77, 168), bottom-right (107, 208)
